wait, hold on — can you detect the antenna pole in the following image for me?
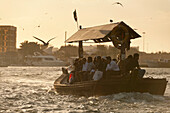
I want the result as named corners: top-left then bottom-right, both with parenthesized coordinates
top-left (77, 19), bottom-right (83, 58)
top-left (65, 31), bottom-right (67, 47)
top-left (76, 21), bottom-right (79, 30)
top-left (78, 25), bottom-right (83, 58)
top-left (142, 32), bottom-right (145, 52)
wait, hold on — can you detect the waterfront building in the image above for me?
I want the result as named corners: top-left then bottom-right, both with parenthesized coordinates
top-left (0, 25), bottom-right (16, 52)
top-left (0, 25), bottom-right (17, 66)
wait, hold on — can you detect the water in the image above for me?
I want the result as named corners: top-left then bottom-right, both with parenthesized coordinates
top-left (0, 67), bottom-right (170, 113)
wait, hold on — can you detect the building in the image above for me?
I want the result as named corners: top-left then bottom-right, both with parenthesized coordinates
top-left (0, 25), bottom-right (16, 52)
top-left (0, 25), bottom-right (17, 66)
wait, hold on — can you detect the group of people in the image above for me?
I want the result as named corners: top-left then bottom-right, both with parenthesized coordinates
top-left (68, 56), bottom-right (120, 83)
top-left (67, 53), bottom-right (145, 83)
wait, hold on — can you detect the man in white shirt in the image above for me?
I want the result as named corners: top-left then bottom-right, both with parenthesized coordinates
top-left (82, 57), bottom-right (95, 81)
top-left (82, 60), bottom-right (88, 71)
top-left (82, 57), bottom-right (95, 72)
top-left (87, 57), bottom-right (95, 71)
top-left (79, 58), bottom-right (87, 81)
top-left (106, 56), bottom-right (120, 71)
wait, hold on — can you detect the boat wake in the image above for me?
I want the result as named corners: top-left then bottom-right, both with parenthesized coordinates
top-left (0, 67), bottom-right (169, 113)
top-left (98, 92), bottom-right (165, 103)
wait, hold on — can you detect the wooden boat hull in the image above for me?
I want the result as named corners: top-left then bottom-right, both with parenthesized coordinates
top-left (54, 74), bottom-right (168, 96)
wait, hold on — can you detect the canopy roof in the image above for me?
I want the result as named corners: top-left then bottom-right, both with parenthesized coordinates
top-left (66, 21), bottom-right (141, 43)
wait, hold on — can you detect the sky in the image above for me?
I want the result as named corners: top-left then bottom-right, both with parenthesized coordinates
top-left (0, 0), bottom-right (170, 53)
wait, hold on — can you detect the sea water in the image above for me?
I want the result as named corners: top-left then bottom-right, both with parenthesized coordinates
top-left (0, 67), bottom-right (170, 113)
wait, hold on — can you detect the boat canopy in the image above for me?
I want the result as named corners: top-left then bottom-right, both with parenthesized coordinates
top-left (66, 21), bottom-right (141, 43)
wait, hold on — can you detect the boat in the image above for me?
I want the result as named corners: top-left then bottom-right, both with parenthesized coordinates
top-left (54, 72), bottom-right (167, 96)
top-left (147, 59), bottom-right (170, 68)
top-left (54, 21), bottom-right (168, 96)
top-left (0, 61), bottom-right (8, 67)
top-left (24, 52), bottom-right (69, 66)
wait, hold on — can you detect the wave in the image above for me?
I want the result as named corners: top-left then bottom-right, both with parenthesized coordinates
top-left (98, 92), bottom-right (165, 103)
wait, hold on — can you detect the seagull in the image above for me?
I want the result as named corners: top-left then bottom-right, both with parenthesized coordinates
top-left (112, 2), bottom-right (123, 7)
top-left (110, 19), bottom-right (113, 23)
top-left (34, 25), bottom-right (40, 28)
top-left (33, 36), bottom-right (56, 46)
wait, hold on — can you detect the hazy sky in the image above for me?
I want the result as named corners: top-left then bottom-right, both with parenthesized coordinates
top-left (0, 0), bottom-right (170, 53)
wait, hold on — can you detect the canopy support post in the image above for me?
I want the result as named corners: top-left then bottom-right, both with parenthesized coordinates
top-left (78, 26), bottom-right (83, 58)
top-left (78, 41), bottom-right (83, 58)
top-left (120, 43), bottom-right (126, 61)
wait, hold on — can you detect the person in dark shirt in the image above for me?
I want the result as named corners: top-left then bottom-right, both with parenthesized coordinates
top-left (125, 55), bottom-right (133, 73)
top-left (93, 56), bottom-right (97, 66)
top-left (73, 58), bottom-right (83, 82)
top-left (93, 56), bottom-right (104, 81)
top-left (102, 56), bottom-right (107, 72)
top-left (132, 53), bottom-right (140, 69)
top-left (79, 58), bottom-right (87, 81)
top-left (117, 54), bottom-right (126, 74)
top-left (74, 58), bottom-right (81, 71)
top-left (131, 53), bottom-right (145, 78)
top-left (95, 56), bottom-right (103, 71)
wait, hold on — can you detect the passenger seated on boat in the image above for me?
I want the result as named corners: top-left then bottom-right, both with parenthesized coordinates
top-left (62, 67), bottom-right (68, 74)
top-left (113, 58), bottom-right (118, 64)
top-left (93, 56), bottom-right (104, 81)
top-left (124, 55), bottom-right (133, 74)
top-left (67, 58), bottom-right (78, 83)
top-left (102, 56), bottom-right (107, 71)
top-left (105, 56), bottom-right (120, 78)
top-left (100, 56), bottom-right (107, 79)
top-left (93, 56), bottom-right (97, 65)
top-left (69, 58), bottom-right (84, 83)
top-left (87, 57), bottom-right (95, 71)
top-left (94, 56), bottom-right (103, 70)
top-left (82, 58), bottom-right (87, 71)
top-left (106, 56), bottom-right (120, 71)
top-left (71, 58), bottom-right (82, 82)
top-left (80, 57), bottom-right (96, 81)
top-left (78, 58), bottom-right (88, 81)
top-left (118, 60), bottom-right (128, 76)
top-left (131, 53), bottom-right (146, 78)
top-left (117, 54), bottom-right (126, 73)
top-left (86, 57), bottom-right (95, 80)
top-left (75, 59), bottom-right (80, 70)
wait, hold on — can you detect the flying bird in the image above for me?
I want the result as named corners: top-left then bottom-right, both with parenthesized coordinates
top-left (110, 19), bottom-right (113, 23)
top-left (34, 25), bottom-right (41, 28)
top-left (112, 2), bottom-right (123, 7)
top-left (33, 36), bottom-right (56, 46)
